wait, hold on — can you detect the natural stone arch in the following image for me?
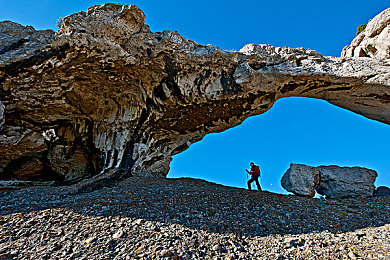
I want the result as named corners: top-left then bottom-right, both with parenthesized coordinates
top-left (0, 4), bottom-right (389, 181)
top-left (167, 95), bottom-right (390, 189)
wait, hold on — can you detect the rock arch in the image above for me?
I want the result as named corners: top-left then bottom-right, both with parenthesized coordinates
top-left (0, 4), bottom-right (389, 181)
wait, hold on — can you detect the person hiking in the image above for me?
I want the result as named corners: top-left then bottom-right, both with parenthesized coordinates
top-left (246, 162), bottom-right (262, 191)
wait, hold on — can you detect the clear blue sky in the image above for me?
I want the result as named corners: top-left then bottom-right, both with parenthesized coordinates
top-left (1, 0), bottom-right (389, 193)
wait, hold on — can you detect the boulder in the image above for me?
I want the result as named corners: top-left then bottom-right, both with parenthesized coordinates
top-left (281, 163), bottom-right (319, 197)
top-left (373, 186), bottom-right (390, 197)
top-left (0, 4), bottom-right (389, 181)
top-left (281, 164), bottom-right (377, 198)
top-left (342, 8), bottom-right (390, 59)
top-left (316, 166), bottom-right (377, 199)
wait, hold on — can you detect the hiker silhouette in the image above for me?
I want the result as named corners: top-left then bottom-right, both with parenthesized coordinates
top-left (246, 162), bottom-right (262, 191)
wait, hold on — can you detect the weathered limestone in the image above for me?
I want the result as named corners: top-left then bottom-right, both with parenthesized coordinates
top-left (342, 8), bottom-right (390, 59)
top-left (281, 164), bottom-right (377, 198)
top-left (0, 21), bottom-right (55, 65)
top-left (281, 163), bottom-right (319, 197)
top-left (0, 4), bottom-right (389, 181)
top-left (316, 165), bottom-right (377, 198)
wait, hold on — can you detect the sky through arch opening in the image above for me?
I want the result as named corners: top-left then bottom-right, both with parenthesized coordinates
top-left (167, 97), bottom-right (390, 194)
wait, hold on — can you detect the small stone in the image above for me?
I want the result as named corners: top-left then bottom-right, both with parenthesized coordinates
top-left (113, 229), bottom-right (124, 239)
top-left (348, 251), bottom-right (357, 260)
top-left (212, 244), bottom-right (221, 251)
top-left (85, 236), bottom-right (96, 244)
top-left (134, 219), bottom-right (145, 225)
top-left (135, 246), bottom-right (145, 254)
top-left (160, 250), bottom-right (173, 257)
top-left (200, 224), bottom-right (208, 230)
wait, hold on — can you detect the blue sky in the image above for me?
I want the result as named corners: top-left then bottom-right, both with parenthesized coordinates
top-left (1, 0), bottom-right (389, 193)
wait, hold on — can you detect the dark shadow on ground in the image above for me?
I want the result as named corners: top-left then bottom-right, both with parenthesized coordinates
top-left (0, 177), bottom-right (389, 237)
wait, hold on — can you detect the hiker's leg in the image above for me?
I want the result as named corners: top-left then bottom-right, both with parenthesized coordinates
top-left (247, 178), bottom-right (253, 190)
top-left (255, 178), bottom-right (262, 191)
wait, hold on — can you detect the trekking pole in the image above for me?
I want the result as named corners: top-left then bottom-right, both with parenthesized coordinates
top-left (245, 169), bottom-right (250, 189)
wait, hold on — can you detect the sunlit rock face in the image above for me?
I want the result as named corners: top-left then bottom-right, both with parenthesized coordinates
top-left (281, 164), bottom-right (378, 198)
top-left (281, 164), bottom-right (320, 197)
top-left (0, 3), bottom-right (389, 181)
top-left (342, 8), bottom-right (390, 59)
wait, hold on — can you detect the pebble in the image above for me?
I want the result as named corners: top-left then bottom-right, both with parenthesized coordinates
top-left (160, 249), bottom-right (173, 257)
top-left (212, 244), bottom-right (221, 251)
top-left (85, 236), bottom-right (96, 244)
top-left (112, 230), bottom-right (124, 239)
top-left (348, 251), bottom-right (357, 259)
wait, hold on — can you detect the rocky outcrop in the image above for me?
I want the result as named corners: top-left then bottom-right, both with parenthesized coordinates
top-left (374, 186), bottom-right (390, 196)
top-left (342, 8), bottom-right (390, 59)
top-left (1, 3), bottom-right (390, 181)
top-left (280, 164), bottom-right (319, 197)
top-left (0, 21), bottom-right (54, 65)
top-left (281, 164), bottom-right (377, 198)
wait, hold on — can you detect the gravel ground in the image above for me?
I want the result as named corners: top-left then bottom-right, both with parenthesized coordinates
top-left (0, 177), bottom-right (389, 259)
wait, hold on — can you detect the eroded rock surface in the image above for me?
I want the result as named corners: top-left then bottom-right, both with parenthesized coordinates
top-left (342, 8), bottom-right (390, 59)
top-left (281, 164), bottom-right (377, 198)
top-left (0, 3), bottom-right (390, 181)
top-left (281, 163), bottom-right (319, 197)
top-left (316, 165), bottom-right (377, 199)
top-left (0, 21), bottom-right (54, 65)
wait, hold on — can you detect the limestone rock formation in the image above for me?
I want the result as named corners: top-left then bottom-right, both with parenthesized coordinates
top-left (342, 8), bottom-right (390, 59)
top-left (0, 3), bottom-right (390, 181)
top-left (373, 186), bottom-right (390, 196)
top-left (0, 21), bottom-right (54, 65)
top-left (281, 164), bottom-right (377, 198)
top-left (316, 165), bottom-right (377, 199)
top-left (280, 163), bottom-right (319, 197)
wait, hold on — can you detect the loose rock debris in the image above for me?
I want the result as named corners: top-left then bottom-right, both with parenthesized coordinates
top-left (0, 177), bottom-right (389, 259)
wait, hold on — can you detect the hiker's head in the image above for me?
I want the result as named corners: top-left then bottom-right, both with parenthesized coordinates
top-left (250, 162), bottom-right (254, 167)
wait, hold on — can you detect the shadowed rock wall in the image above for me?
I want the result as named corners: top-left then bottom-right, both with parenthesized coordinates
top-left (0, 4), bottom-right (389, 181)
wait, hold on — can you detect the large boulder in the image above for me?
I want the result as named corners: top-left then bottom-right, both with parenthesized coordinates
top-left (281, 164), bottom-right (377, 198)
top-left (316, 165), bottom-right (377, 199)
top-left (281, 163), bottom-right (319, 197)
top-left (342, 8), bottom-right (390, 59)
top-left (0, 3), bottom-right (389, 181)
top-left (373, 186), bottom-right (390, 197)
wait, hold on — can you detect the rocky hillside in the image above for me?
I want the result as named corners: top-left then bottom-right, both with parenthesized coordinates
top-left (0, 4), bottom-right (389, 181)
top-left (0, 178), bottom-right (389, 259)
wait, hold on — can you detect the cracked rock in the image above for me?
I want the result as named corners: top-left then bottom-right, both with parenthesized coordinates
top-left (0, 4), bottom-right (389, 182)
